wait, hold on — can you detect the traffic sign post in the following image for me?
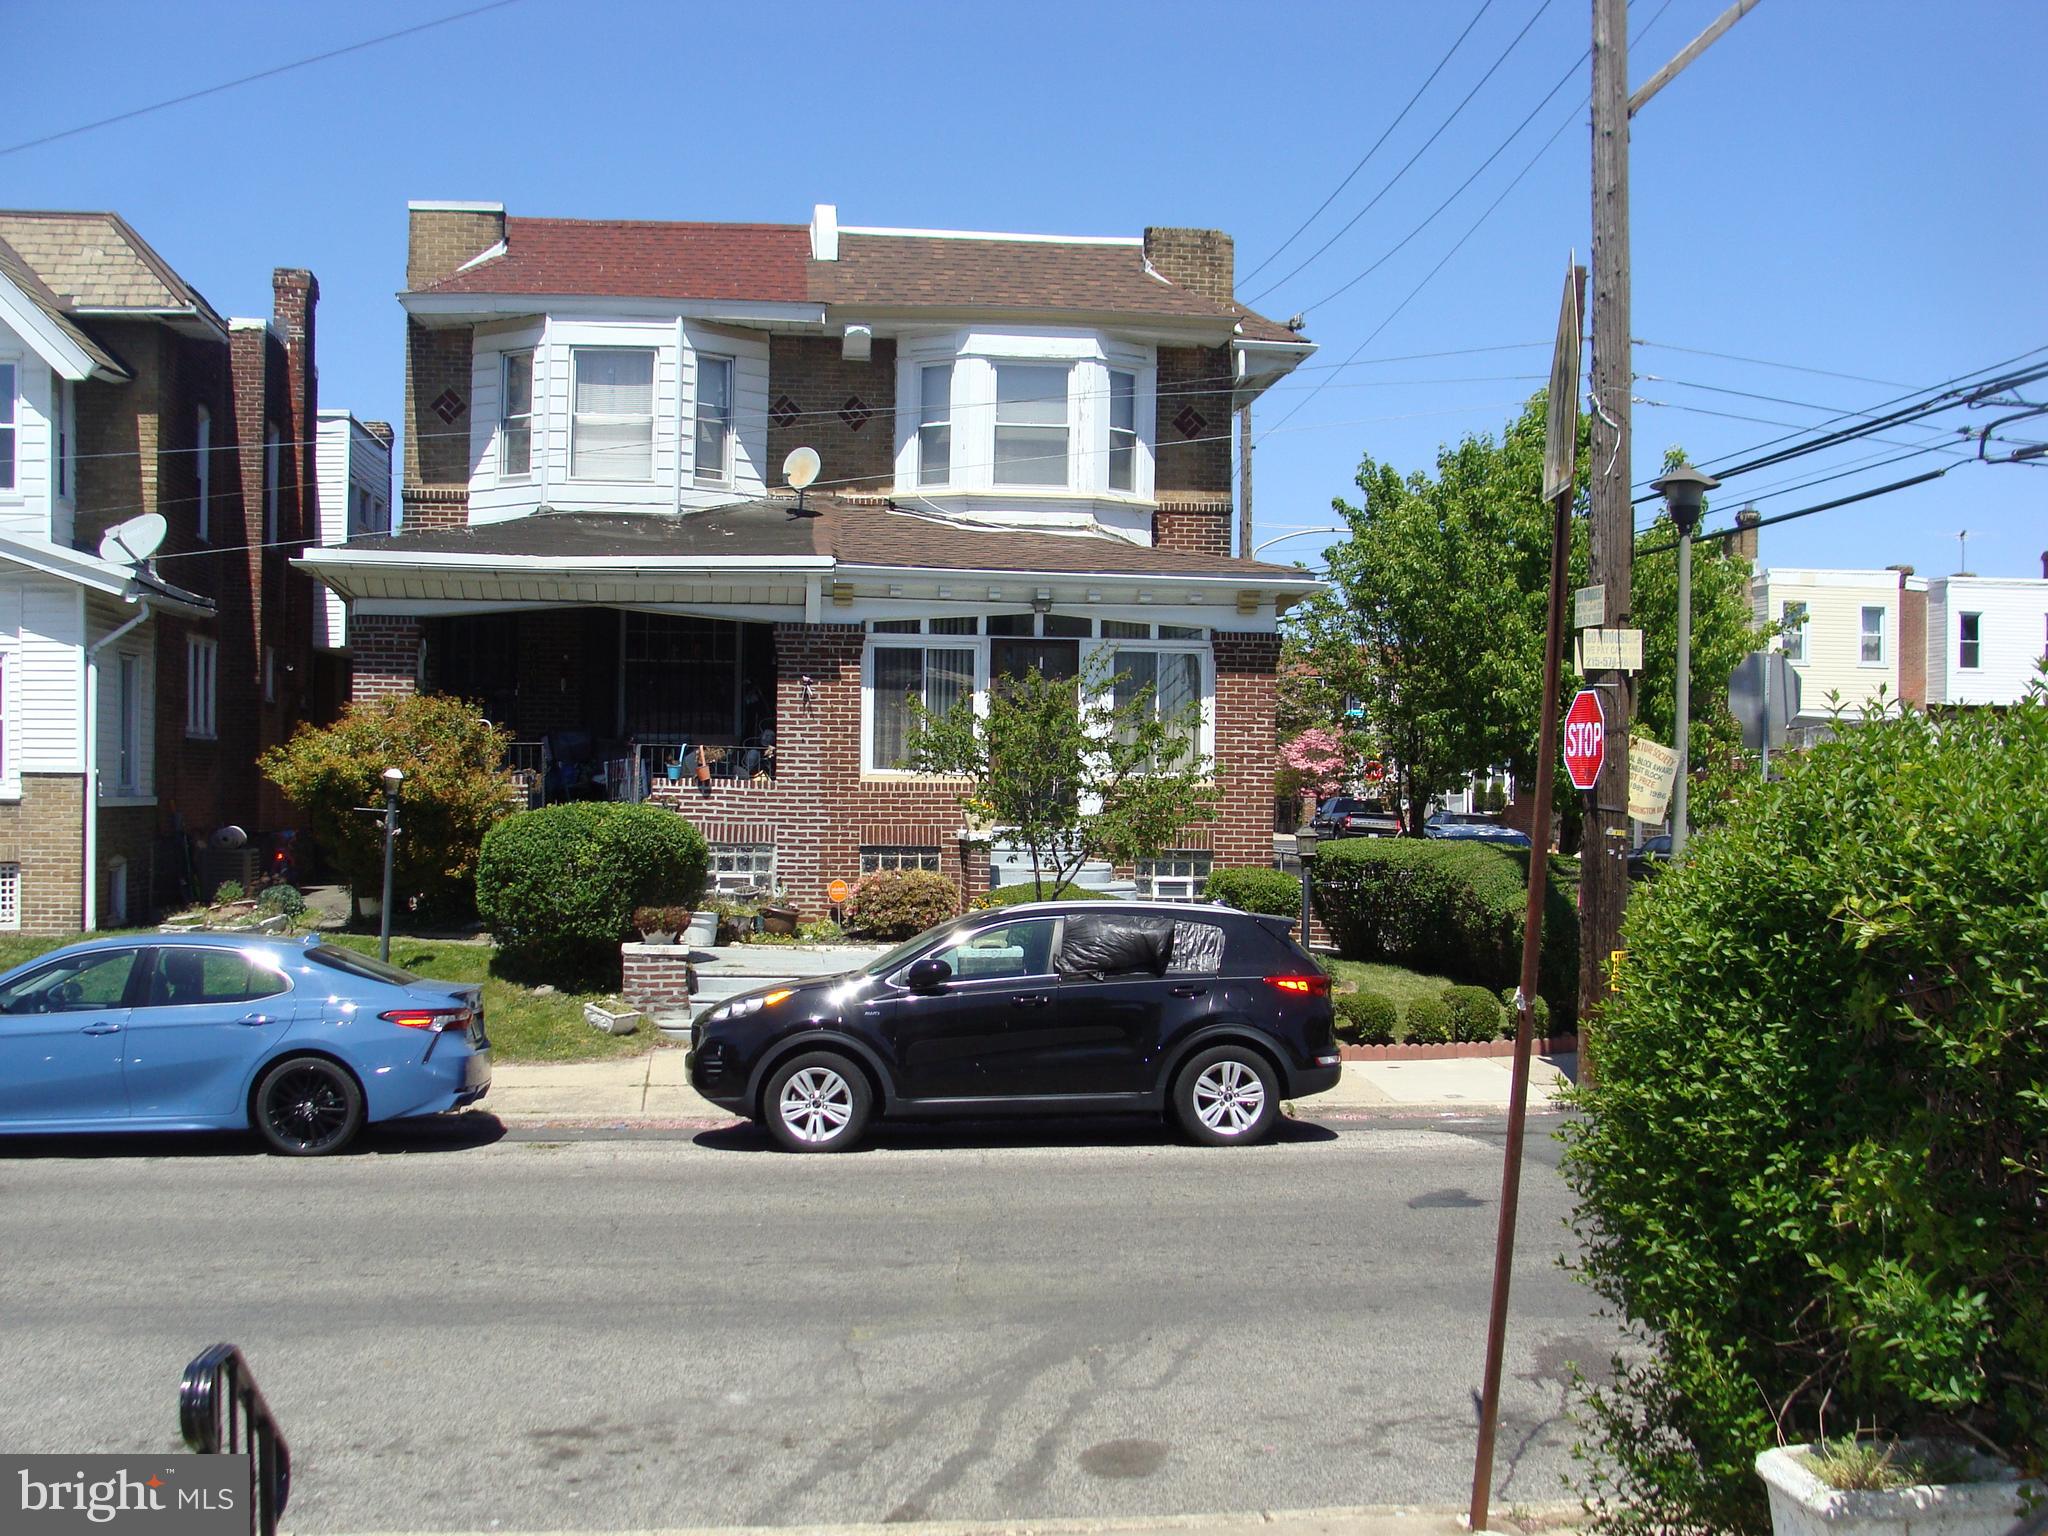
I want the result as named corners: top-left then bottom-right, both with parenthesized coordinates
top-left (1563, 689), bottom-right (1608, 792)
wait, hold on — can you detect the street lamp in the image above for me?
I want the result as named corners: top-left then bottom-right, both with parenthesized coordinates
top-left (1251, 526), bottom-right (1346, 558)
top-left (1648, 461), bottom-right (1720, 859)
top-left (1294, 822), bottom-right (1319, 945)
top-left (379, 767), bottom-right (404, 963)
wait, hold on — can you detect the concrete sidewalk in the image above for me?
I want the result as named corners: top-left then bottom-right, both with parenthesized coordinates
top-left (482, 1050), bottom-right (1576, 1124)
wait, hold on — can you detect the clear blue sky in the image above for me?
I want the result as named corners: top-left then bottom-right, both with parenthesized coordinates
top-left (7, 0), bottom-right (2042, 581)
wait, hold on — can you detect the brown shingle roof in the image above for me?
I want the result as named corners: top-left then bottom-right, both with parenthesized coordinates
top-left (0, 211), bottom-right (223, 327)
top-left (0, 235), bottom-right (130, 378)
top-left (414, 217), bottom-right (813, 301)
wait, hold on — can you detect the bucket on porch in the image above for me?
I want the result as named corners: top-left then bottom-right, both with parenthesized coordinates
top-left (684, 910), bottom-right (718, 947)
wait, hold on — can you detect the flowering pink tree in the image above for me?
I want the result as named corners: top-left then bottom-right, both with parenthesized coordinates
top-left (1278, 728), bottom-right (1351, 800)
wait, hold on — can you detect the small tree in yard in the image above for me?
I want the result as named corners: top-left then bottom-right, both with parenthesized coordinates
top-left (261, 693), bottom-right (514, 922)
top-left (905, 657), bottom-right (1217, 898)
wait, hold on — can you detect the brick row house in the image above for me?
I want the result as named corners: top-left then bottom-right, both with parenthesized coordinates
top-left (0, 211), bottom-right (327, 930)
top-left (301, 201), bottom-right (1317, 911)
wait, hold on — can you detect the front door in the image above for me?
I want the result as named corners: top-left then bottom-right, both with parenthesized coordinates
top-left (0, 947), bottom-right (143, 1125)
top-left (121, 946), bottom-right (298, 1121)
top-left (877, 918), bottom-right (1059, 1100)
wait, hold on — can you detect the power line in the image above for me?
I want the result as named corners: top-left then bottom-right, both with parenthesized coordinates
top-left (1246, 0), bottom-right (1559, 306)
top-left (1632, 337), bottom-right (1911, 389)
top-left (0, 0), bottom-right (530, 158)
top-left (1634, 468), bottom-right (1953, 557)
top-left (1240, 0), bottom-right (1502, 288)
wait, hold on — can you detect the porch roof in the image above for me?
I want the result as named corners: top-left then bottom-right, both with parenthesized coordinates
top-left (296, 499), bottom-right (1320, 607)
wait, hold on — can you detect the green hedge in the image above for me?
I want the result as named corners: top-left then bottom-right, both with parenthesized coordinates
top-left (844, 869), bottom-right (959, 939)
top-left (973, 881), bottom-right (1113, 908)
top-left (476, 803), bottom-right (708, 983)
top-left (1204, 866), bottom-right (1302, 916)
top-left (1404, 995), bottom-right (1454, 1045)
top-left (1442, 983), bottom-right (1504, 1043)
top-left (1335, 991), bottom-right (1399, 1046)
top-left (1310, 838), bottom-right (1576, 1021)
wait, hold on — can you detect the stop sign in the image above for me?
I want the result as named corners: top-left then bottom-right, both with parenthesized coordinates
top-left (1562, 689), bottom-right (1606, 791)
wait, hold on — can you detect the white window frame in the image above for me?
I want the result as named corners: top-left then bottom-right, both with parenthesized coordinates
top-left (0, 359), bottom-right (19, 494)
top-left (859, 845), bottom-right (941, 874)
top-left (1135, 852), bottom-right (1211, 902)
top-left (1959, 611), bottom-right (1982, 671)
top-left (0, 862), bottom-right (18, 931)
top-left (194, 405), bottom-right (212, 542)
top-left (864, 638), bottom-right (981, 774)
top-left (116, 651), bottom-right (141, 794)
top-left (1780, 600), bottom-right (1806, 662)
top-left (500, 350), bottom-right (534, 480)
top-left (1094, 638), bottom-right (1213, 766)
top-left (693, 353), bottom-right (734, 485)
top-left (1859, 604), bottom-right (1887, 666)
top-left (918, 363), bottom-right (953, 487)
top-left (992, 361), bottom-right (1074, 489)
top-left (185, 634), bottom-right (217, 740)
top-left (569, 347), bottom-right (657, 483)
top-left (1107, 368), bottom-right (1138, 493)
top-left (263, 422), bottom-right (282, 544)
top-left (708, 842), bottom-right (776, 895)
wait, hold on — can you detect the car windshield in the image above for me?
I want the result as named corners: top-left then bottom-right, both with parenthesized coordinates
top-left (306, 945), bottom-right (421, 986)
top-left (862, 922), bottom-right (968, 978)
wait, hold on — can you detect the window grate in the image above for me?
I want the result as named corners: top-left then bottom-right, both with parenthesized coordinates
top-left (0, 863), bottom-right (18, 930)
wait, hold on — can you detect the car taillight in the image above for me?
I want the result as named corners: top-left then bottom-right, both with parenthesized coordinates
top-left (1265, 975), bottom-right (1331, 997)
top-left (381, 1007), bottom-right (469, 1032)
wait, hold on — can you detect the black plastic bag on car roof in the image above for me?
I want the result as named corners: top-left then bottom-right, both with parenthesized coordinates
top-left (1055, 912), bottom-right (1176, 979)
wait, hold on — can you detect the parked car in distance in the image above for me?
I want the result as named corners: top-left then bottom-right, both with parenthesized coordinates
top-left (688, 901), bottom-right (1341, 1152)
top-left (1627, 833), bottom-right (1673, 880)
top-left (1310, 795), bottom-right (1402, 838)
top-left (1424, 811), bottom-right (1532, 848)
top-left (0, 934), bottom-right (490, 1156)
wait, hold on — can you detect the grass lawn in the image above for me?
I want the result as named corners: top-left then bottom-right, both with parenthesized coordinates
top-left (0, 929), bottom-right (660, 1064)
top-left (1324, 958), bottom-right (1462, 1018)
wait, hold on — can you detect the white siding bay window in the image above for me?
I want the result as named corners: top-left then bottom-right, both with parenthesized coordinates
top-left (572, 348), bottom-right (656, 481)
top-left (694, 354), bottom-right (733, 486)
top-left (0, 361), bottom-right (15, 492)
top-left (896, 333), bottom-right (1155, 513)
top-left (500, 351), bottom-right (533, 478)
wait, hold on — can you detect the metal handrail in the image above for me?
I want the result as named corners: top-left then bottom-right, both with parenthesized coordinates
top-left (180, 1343), bottom-right (291, 1536)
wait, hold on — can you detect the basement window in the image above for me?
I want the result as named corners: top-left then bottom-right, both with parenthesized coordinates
top-left (860, 845), bottom-right (940, 873)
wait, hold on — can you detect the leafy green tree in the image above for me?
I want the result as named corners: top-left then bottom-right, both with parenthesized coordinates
top-left (261, 693), bottom-right (514, 921)
top-left (904, 656), bottom-right (1217, 897)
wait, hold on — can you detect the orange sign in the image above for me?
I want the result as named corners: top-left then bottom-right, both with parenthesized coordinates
top-left (827, 878), bottom-right (851, 905)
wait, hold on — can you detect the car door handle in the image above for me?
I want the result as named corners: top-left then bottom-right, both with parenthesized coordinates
top-left (1170, 984), bottom-right (1208, 998)
top-left (237, 1013), bottom-right (279, 1027)
top-left (81, 1021), bottom-right (122, 1036)
top-left (1011, 994), bottom-right (1052, 1009)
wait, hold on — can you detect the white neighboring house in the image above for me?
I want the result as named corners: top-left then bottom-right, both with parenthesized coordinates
top-left (312, 410), bottom-right (393, 650)
top-left (1926, 568), bottom-right (2048, 706)
top-left (1750, 566), bottom-right (1924, 737)
top-left (0, 244), bottom-right (213, 931)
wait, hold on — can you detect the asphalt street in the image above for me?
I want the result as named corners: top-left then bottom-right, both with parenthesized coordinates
top-left (0, 1113), bottom-right (1618, 1533)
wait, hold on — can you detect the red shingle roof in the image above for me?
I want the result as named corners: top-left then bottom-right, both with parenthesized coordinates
top-left (416, 217), bottom-right (812, 302)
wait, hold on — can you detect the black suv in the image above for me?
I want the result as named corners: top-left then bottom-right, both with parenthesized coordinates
top-left (687, 901), bottom-right (1341, 1152)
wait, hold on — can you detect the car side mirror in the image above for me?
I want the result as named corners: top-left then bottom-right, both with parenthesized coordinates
top-left (905, 958), bottom-right (952, 994)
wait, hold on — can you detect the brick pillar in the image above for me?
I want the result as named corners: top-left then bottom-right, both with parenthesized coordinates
top-left (350, 616), bottom-right (424, 701)
top-left (772, 623), bottom-right (865, 911)
top-left (1734, 506), bottom-right (1761, 564)
top-left (18, 775), bottom-right (86, 935)
top-left (1210, 631), bottom-right (1281, 871)
top-left (1891, 564), bottom-right (1926, 706)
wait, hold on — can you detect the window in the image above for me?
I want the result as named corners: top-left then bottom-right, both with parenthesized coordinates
top-left (1860, 604), bottom-right (1886, 664)
top-left (927, 919), bottom-right (1055, 983)
top-left (570, 348), bottom-right (655, 481)
top-left (870, 644), bottom-right (973, 770)
top-left (1108, 369), bottom-right (1137, 491)
top-left (116, 653), bottom-right (140, 793)
top-left (993, 363), bottom-right (1069, 487)
top-left (194, 406), bottom-right (211, 541)
top-left (694, 355), bottom-right (733, 484)
top-left (1137, 853), bottom-right (1211, 902)
top-left (860, 845), bottom-right (940, 873)
top-left (0, 362), bottom-right (14, 491)
top-left (107, 858), bottom-right (128, 926)
top-left (186, 635), bottom-right (217, 739)
top-left (1960, 611), bottom-right (1982, 670)
top-left (1780, 600), bottom-right (1806, 661)
top-left (1109, 647), bottom-right (1203, 761)
top-left (263, 646), bottom-right (277, 705)
top-left (0, 947), bottom-right (136, 1010)
top-left (501, 352), bottom-right (533, 478)
top-left (918, 364), bottom-right (952, 486)
top-left (0, 863), bottom-right (15, 931)
top-left (52, 377), bottom-right (68, 498)
top-left (708, 843), bottom-right (776, 895)
top-left (145, 947), bottom-right (290, 1007)
top-left (1168, 919), bottom-right (1225, 975)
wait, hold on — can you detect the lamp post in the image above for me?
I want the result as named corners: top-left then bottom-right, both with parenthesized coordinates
top-left (1647, 462), bottom-right (1720, 859)
top-left (1294, 822), bottom-right (1319, 946)
top-left (379, 767), bottom-right (403, 963)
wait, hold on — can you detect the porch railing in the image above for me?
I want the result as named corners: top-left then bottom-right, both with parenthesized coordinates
top-left (502, 738), bottom-right (775, 806)
top-left (180, 1342), bottom-right (291, 1536)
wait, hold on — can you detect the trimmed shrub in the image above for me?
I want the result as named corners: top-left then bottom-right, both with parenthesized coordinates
top-left (1497, 986), bottom-right (1551, 1039)
top-left (844, 870), bottom-right (959, 939)
top-left (1310, 837), bottom-right (1576, 1022)
top-left (1204, 866), bottom-right (1302, 917)
top-left (1404, 995), bottom-right (1453, 1046)
top-left (1442, 983), bottom-right (1504, 1043)
top-left (477, 803), bottom-right (708, 983)
top-left (1335, 991), bottom-right (1399, 1046)
top-left (972, 880), bottom-right (1113, 909)
top-left (1561, 695), bottom-right (2048, 1533)
top-left (255, 884), bottom-right (307, 920)
top-left (212, 880), bottom-right (246, 906)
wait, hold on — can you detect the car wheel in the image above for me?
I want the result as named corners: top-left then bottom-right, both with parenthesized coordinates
top-left (763, 1052), bottom-right (872, 1153)
top-left (1173, 1045), bottom-right (1280, 1147)
top-left (253, 1055), bottom-right (365, 1156)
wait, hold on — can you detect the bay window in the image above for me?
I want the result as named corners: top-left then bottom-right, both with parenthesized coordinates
top-left (918, 364), bottom-right (952, 486)
top-left (869, 643), bottom-right (974, 771)
top-left (501, 351), bottom-right (533, 478)
top-left (1108, 369), bottom-right (1137, 491)
top-left (993, 364), bottom-right (1070, 487)
top-left (695, 355), bottom-right (733, 484)
top-left (571, 348), bottom-right (655, 481)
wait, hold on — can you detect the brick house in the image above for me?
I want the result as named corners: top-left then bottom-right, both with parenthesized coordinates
top-left (0, 211), bottom-right (321, 930)
top-left (300, 201), bottom-right (1316, 911)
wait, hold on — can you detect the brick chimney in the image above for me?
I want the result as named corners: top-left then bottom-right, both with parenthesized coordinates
top-left (405, 200), bottom-right (506, 290)
top-left (272, 269), bottom-right (318, 539)
top-left (1143, 227), bottom-right (1235, 305)
top-left (360, 420), bottom-right (395, 451)
top-left (1733, 506), bottom-right (1762, 564)
top-left (1889, 564), bottom-right (1925, 706)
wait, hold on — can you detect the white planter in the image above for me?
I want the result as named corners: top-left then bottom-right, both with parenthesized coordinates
top-left (1756, 1443), bottom-right (2039, 1536)
top-left (684, 910), bottom-right (719, 947)
top-left (582, 1002), bottom-right (641, 1036)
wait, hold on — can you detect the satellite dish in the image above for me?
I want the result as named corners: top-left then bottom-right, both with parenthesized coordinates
top-left (209, 825), bottom-right (249, 850)
top-left (98, 512), bottom-right (168, 566)
top-left (783, 446), bottom-right (821, 491)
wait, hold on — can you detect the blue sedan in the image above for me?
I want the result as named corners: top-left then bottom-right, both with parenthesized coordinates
top-left (0, 933), bottom-right (491, 1155)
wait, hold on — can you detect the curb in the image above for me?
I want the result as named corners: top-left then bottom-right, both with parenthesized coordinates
top-left (1338, 1035), bottom-right (1580, 1063)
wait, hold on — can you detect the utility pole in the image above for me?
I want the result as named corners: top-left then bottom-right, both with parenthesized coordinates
top-left (1581, 0), bottom-right (1633, 1016)
top-left (1239, 405), bottom-right (1254, 558)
